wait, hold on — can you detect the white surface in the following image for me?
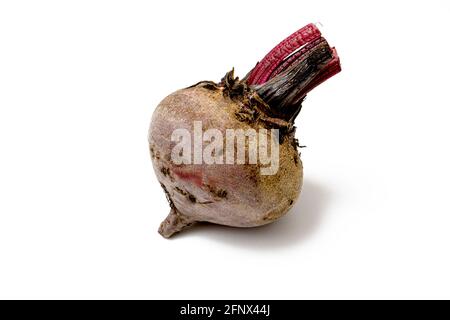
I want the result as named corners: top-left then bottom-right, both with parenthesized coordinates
top-left (1, 0), bottom-right (450, 299)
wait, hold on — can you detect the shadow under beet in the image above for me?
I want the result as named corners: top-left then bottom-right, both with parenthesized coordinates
top-left (175, 179), bottom-right (332, 249)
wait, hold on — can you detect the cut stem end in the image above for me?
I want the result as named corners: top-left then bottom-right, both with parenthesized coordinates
top-left (247, 24), bottom-right (341, 122)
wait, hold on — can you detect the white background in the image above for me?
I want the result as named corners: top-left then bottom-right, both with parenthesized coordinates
top-left (1, 0), bottom-right (449, 299)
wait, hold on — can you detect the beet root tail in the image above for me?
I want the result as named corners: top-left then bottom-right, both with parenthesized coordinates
top-left (158, 208), bottom-right (196, 238)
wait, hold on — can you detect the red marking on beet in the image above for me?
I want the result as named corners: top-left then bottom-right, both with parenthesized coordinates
top-left (172, 168), bottom-right (203, 187)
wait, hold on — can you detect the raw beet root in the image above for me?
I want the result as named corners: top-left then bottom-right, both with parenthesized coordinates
top-left (149, 23), bottom-right (341, 238)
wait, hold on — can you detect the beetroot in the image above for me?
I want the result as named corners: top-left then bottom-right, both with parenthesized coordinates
top-left (149, 23), bottom-right (341, 238)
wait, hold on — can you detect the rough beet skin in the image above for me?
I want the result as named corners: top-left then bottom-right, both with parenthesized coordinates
top-left (148, 23), bottom-right (341, 238)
